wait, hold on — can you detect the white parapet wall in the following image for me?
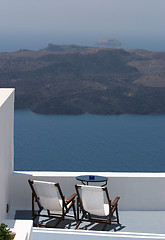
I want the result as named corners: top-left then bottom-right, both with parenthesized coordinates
top-left (0, 88), bottom-right (15, 220)
top-left (11, 171), bottom-right (165, 211)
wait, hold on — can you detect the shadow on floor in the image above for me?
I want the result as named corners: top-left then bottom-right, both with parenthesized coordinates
top-left (15, 210), bottom-right (125, 232)
top-left (15, 210), bottom-right (33, 220)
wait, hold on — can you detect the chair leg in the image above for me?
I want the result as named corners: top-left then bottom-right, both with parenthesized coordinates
top-left (76, 199), bottom-right (79, 222)
top-left (116, 206), bottom-right (119, 224)
top-left (72, 201), bottom-right (77, 220)
top-left (75, 212), bottom-right (85, 229)
top-left (33, 207), bottom-right (43, 221)
top-left (108, 215), bottom-right (111, 225)
top-left (75, 220), bottom-right (81, 230)
top-left (32, 193), bottom-right (35, 218)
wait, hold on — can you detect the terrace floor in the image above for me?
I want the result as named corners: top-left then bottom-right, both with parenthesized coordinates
top-left (14, 210), bottom-right (165, 239)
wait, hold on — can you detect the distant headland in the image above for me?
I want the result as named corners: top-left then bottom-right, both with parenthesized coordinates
top-left (0, 44), bottom-right (165, 115)
top-left (95, 38), bottom-right (122, 48)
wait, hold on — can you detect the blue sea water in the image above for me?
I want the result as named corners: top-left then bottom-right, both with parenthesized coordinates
top-left (1, 33), bottom-right (165, 52)
top-left (14, 110), bottom-right (165, 172)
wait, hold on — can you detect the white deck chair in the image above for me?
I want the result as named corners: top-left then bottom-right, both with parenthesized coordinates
top-left (28, 179), bottom-right (76, 227)
top-left (75, 185), bottom-right (120, 230)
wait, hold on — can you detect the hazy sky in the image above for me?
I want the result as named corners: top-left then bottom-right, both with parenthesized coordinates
top-left (0, 0), bottom-right (165, 51)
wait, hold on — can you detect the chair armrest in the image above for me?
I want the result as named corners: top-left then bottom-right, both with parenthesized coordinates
top-left (111, 196), bottom-right (120, 207)
top-left (65, 193), bottom-right (77, 204)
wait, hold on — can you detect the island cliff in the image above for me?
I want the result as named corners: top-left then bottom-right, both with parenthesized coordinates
top-left (0, 45), bottom-right (165, 115)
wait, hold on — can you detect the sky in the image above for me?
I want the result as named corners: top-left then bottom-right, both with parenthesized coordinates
top-left (0, 0), bottom-right (165, 51)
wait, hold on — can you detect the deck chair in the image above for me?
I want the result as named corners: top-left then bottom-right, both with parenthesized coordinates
top-left (75, 184), bottom-right (120, 230)
top-left (28, 179), bottom-right (76, 227)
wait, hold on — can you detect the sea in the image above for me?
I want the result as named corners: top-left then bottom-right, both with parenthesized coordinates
top-left (14, 110), bottom-right (165, 172)
top-left (2, 37), bottom-right (165, 173)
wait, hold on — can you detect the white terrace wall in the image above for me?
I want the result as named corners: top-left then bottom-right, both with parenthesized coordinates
top-left (0, 89), bottom-right (14, 220)
top-left (11, 171), bottom-right (165, 211)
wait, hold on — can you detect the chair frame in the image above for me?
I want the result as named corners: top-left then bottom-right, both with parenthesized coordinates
top-left (28, 179), bottom-right (76, 227)
top-left (75, 184), bottom-right (120, 230)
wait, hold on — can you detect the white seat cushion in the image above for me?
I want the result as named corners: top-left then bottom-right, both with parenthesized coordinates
top-left (81, 185), bottom-right (108, 216)
top-left (34, 180), bottom-right (62, 211)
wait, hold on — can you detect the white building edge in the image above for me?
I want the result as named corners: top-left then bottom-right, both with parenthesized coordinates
top-left (0, 88), bottom-right (165, 240)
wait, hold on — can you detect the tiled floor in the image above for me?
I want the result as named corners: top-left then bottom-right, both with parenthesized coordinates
top-left (15, 210), bottom-right (165, 235)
